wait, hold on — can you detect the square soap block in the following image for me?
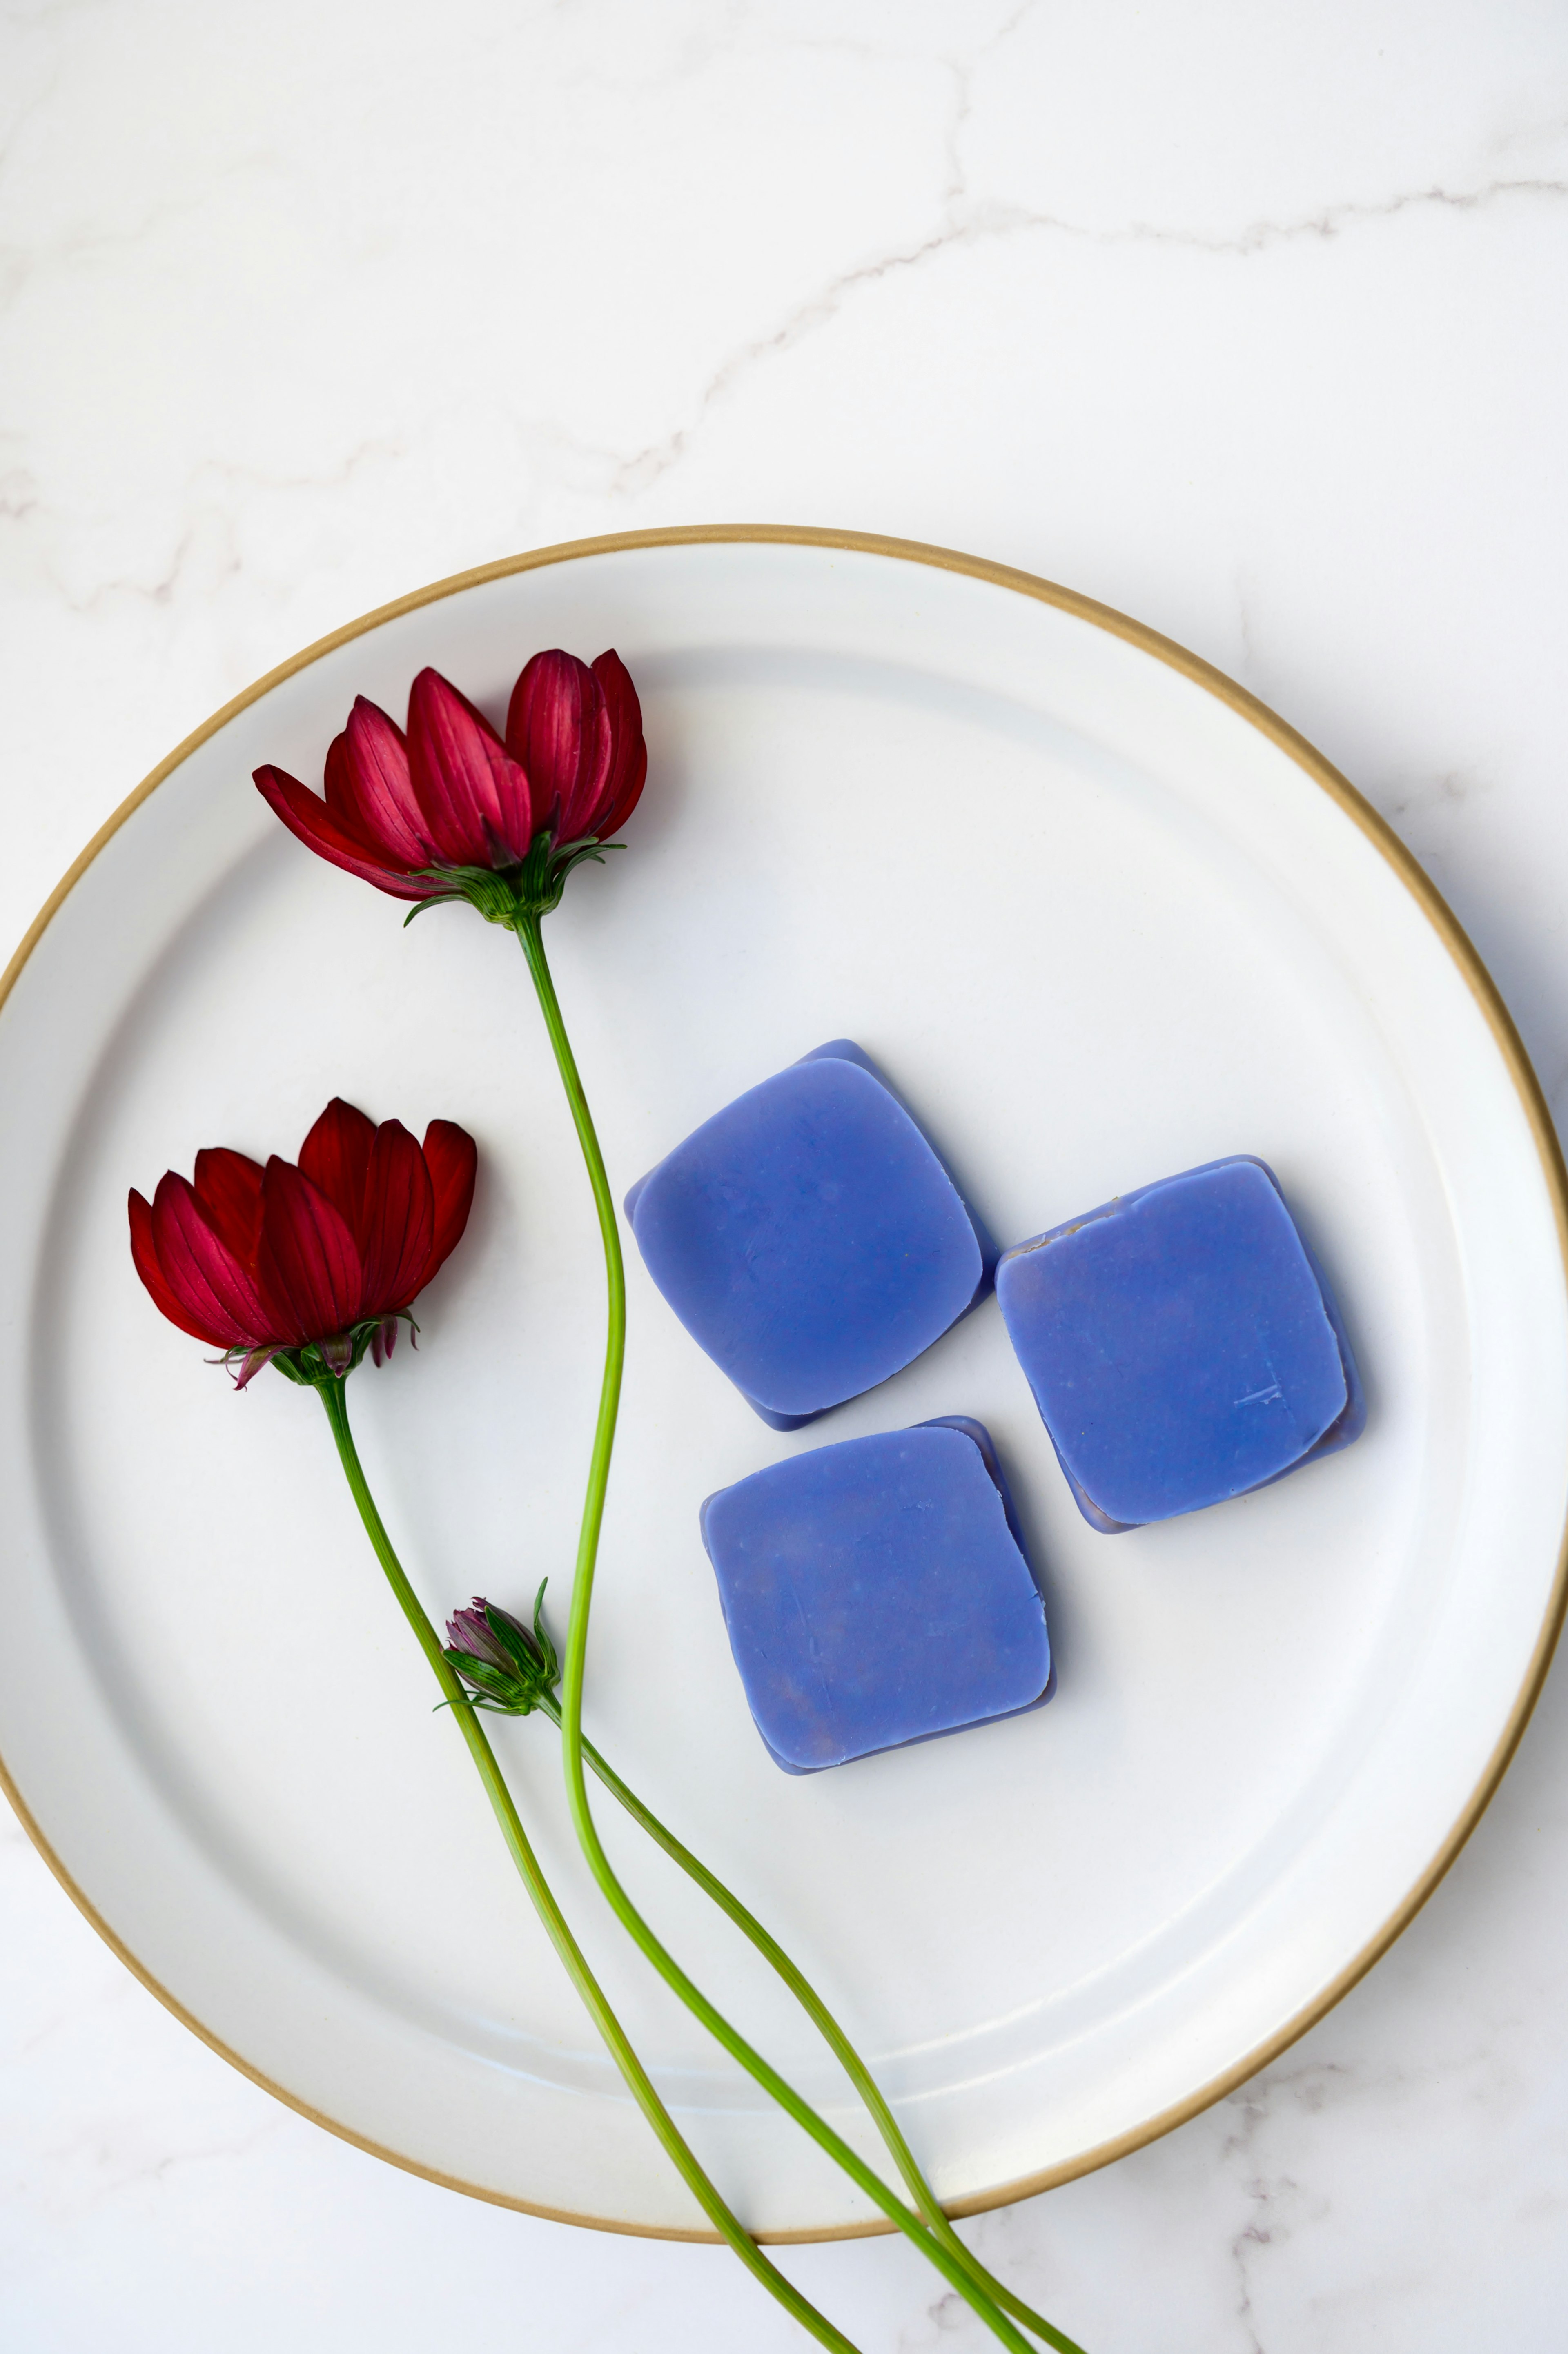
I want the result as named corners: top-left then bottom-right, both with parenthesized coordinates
top-left (700, 1418), bottom-right (1053, 1773)
top-left (996, 1156), bottom-right (1365, 1532)
top-left (625, 1041), bottom-right (995, 1429)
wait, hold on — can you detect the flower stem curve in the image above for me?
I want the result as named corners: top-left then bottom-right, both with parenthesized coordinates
top-left (512, 913), bottom-right (1082, 2354)
top-left (537, 1691), bottom-right (1085, 2354)
top-left (316, 1378), bottom-right (860, 2354)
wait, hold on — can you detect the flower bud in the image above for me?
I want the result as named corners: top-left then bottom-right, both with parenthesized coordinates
top-left (443, 1586), bottom-right (559, 1714)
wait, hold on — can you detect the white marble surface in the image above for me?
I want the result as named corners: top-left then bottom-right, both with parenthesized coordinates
top-left (3, 3), bottom-right (1568, 2347)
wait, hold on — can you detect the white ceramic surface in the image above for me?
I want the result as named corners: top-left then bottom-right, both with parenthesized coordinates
top-left (2, 533), bottom-right (1561, 2240)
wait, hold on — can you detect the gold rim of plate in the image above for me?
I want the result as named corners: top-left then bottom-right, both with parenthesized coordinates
top-left (2, 524), bottom-right (1565, 2244)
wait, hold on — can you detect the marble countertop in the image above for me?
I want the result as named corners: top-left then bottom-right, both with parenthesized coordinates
top-left (4, 4), bottom-right (1568, 2347)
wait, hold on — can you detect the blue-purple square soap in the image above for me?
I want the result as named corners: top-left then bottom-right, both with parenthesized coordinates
top-left (996, 1156), bottom-right (1365, 1532)
top-left (625, 1042), bottom-right (995, 1429)
top-left (699, 1418), bottom-right (1052, 1773)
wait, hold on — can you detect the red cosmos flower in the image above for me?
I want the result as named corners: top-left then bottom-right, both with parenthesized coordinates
top-left (253, 649), bottom-right (646, 922)
top-left (129, 1100), bottom-right (477, 1385)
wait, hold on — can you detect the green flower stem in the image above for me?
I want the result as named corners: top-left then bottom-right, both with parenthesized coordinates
top-left (537, 1691), bottom-right (1087, 2354)
top-left (316, 1379), bottom-right (860, 2354)
top-left (513, 913), bottom-right (1072, 2354)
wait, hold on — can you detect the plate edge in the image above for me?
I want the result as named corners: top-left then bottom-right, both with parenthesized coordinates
top-left (3, 520), bottom-right (1565, 2243)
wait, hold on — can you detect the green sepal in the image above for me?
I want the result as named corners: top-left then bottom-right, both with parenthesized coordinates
top-left (488, 1582), bottom-right (559, 1687)
top-left (557, 837), bottom-right (624, 875)
top-left (221, 1311), bottom-right (419, 1392)
top-left (439, 1650), bottom-right (537, 1711)
top-left (399, 824), bottom-right (623, 935)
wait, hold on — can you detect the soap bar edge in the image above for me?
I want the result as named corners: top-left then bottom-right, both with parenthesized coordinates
top-left (700, 1417), bottom-right (1054, 1777)
top-left (626, 1039), bottom-right (997, 1425)
top-left (798, 1040), bottom-right (1000, 1298)
top-left (998, 1154), bottom-right (1366, 1531)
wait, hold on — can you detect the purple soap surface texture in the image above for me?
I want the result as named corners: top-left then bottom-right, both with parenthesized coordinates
top-left (625, 1041), bottom-right (993, 1428)
top-left (996, 1156), bottom-right (1365, 1532)
top-left (699, 1419), bottom-right (1052, 1774)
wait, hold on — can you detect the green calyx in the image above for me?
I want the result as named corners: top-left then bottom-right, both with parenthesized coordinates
top-left (443, 1583), bottom-right (561, 1715)
top-left (229, 1311), bottom-right (417, 1391)
top-left (403, 831), bottom-right (623, 933)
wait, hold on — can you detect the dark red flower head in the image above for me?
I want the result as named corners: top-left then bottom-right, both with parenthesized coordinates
top-left (253, 649), bottom-right (646, 918)
top-left (129, 1100), bottom-right (477, 1384)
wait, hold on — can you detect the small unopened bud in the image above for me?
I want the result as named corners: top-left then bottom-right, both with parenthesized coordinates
top-left (443, 1584), bottom-right (559, 1715)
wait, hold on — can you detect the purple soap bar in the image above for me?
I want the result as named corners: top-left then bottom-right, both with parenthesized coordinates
top-left (625, 1042), bottom-right (995, 1429)
top-left (699, 1417), bottom-right (1053, 1774)
top-left (996, 1156), bottom-right (1365, 1532)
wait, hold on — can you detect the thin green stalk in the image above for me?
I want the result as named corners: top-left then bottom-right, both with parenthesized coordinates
top-left (316, 1379), bottom-right (860, 2354)
top-left (536, 1692), bottom-right (1086, 2354)
top-left (513, 913), bottom-right (1078, 2354)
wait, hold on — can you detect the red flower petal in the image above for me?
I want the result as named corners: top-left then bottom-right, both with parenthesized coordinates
top-left (505, 650), bottom-right (612, 845)
top-left (256, 1159), bottom-right (365, 1343)
top-left (148, 1173), bottom-right (272, 1348)
top-left (586, 649), bottom-right (648, 840)
top-left (298, 1098), bottom-right (377, 1235)
top-left (129, 1189), bottom-right (232, 1346)
top-left (407, 670), bottom-right (536, 867)
top-left (192, 1148), bottom-right (265, 1261)
top-left (254, 765), bottom-right (437, 902)
top-left (325, 699), bottom-right (435, 870)
top-left (422, 1120), bottom-right (478, 1277)
top-left (359, 1119), bottom-right (437, 1310)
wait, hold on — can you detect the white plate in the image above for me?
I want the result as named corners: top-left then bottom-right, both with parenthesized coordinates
top-left (2, 529), bottom-right (1565, 2240)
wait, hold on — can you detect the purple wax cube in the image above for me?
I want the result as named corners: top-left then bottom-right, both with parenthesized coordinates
top-left (625, 1042), bottom-right (995, 1428)
top-left (699, 1417), bottom-right (1053, 1775)
top-left (996, 1155), bottom-right (1365, 1532)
